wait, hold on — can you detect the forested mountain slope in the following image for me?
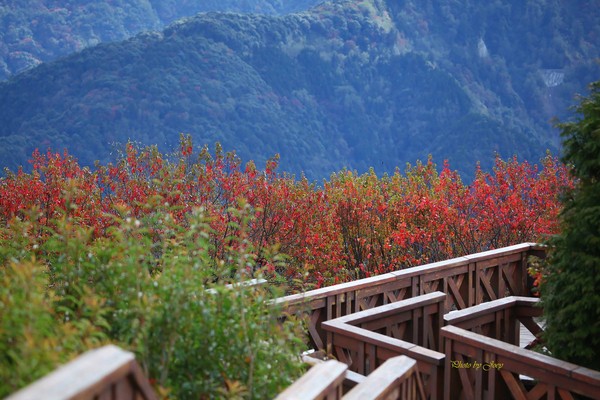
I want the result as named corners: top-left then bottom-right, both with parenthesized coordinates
top-left (0, 0), bottom-right (322, 81)
top-left (0, 0), bottom-right (598, 179)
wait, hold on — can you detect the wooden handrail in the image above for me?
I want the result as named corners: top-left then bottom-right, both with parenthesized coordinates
top-left (206, 277), bottom-right (267, 294)
top-left (330, 291), bottom-right (446, 352)
top-left (279, 243), bottom-right (543, 308)
top-left (444, 296), bottom-right (540, 325)
top-left (441, 325), bottom-right (600, 399)
top-left (277, 243), bottom-right (544, 351)
top-left (285, 356), bottom-right (428, 399)
top-left (275, 360), bottom-right (348, 400)
top-left (444, 296), bottom-right (543, 348)
top-left (322, 293), bottom-right (446, 399)
top-left (6, 345), bottom-right (157, 400)
top-left (344, 356), bottom-right (427, 400)
top-left (302, 351), bottom-right (366, 390)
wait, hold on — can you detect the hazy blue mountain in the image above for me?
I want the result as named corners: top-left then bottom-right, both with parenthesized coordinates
top-left (0, 0), bottom-right (323, 81)
top-left (0, 0), bottom-right (598, 180)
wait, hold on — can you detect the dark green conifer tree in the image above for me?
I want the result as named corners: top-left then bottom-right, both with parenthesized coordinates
top-left (541, 80), bottom-right (600, 370)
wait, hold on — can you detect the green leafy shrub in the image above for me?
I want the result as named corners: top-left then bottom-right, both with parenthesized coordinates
top-left (0, 200), bottom-right (306, 398)
top-left (0, 259), bottom-right (109, 397)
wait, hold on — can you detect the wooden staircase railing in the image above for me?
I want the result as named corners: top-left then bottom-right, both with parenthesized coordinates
top-left (6, 345), bottom-right (157, 400)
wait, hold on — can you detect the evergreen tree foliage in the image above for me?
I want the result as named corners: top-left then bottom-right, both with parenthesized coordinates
top-left (541, 80), bottom-right (600, 371)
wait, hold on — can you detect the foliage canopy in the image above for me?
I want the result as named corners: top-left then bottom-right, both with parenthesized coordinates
top-left (0, 138), bottom-right (577, 396)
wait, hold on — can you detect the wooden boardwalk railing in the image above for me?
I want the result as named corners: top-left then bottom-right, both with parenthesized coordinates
top-left (276, 356), bottom-right (427, 400)
top-left (277, 243), bottom-right (545, 351)
top-left (444, 296), bottom-right (543, 348)
top-left (302, 352), bottom-right (366, 391)
top-left (275, 360), bottom-right (348, 400)
top-left (344, 356), bottom-right (427, 400)
top-left (322, 292), bottom-right (446, 399)
top-left (441, 325), bottom-right (600, 399)
top-left (325, 291), bottom-right (446, 351)
top-left (6, 345), bottom-right (157, 400)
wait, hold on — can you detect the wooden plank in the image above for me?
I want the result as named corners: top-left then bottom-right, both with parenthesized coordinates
top-left (390, 257), bottom-right (471, 280)
top-left (343, 356), bottom-right (426, 400)
top-left (444, 337), bottom-right (459, 400)
top-left (114, 379), bottom-right (134, 400)
top-left (528, 382), bottom-right (549, 400)
top-left (486, 358), bottom-right (497, 400)
top-left (499, 369), bottom-right (528, 400)
top-left (519, 318), bottom-right (543, 344)
top-left (7, 345), bottom-right (157, 400)
top-left (444, 298), bottom-right (514, 322)
top-left (333, 292), bottom-right (446, 326)
top-left (308, 309), bottom-right (325, 350)
top-left (447, 274), bottom-right (467, 310)
top-left (275, 360), bottom-right (347, 400)
top-left (96, 386), bottom-right (113, 400)
top-left (453, 353), bottom-right (475, 400)
top-left (205, 278), bottom-right (267, 294)
top-left (557, 388), bottom-right (576, 400)
top-left (571, 365), bottom-right (600, 386)
top-left (302, 352), bottom-right (367, 389)
top-left (501, 263), bottom-right (519, 295)
top-left (129, 361), bottom-right (158, 400)
top-left (278, 272), bottom-right (399, 306)
top-left (467, 262), bottom-right (475, 308)
top-left (355, 278), bottom-right (412, 300)
top-left (360, 313), bottom-right (412, 332)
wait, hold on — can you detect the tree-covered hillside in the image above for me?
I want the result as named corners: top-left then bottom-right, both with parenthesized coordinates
top-left (0, 0), bottom-right (322, 81)
top-left (0, 0), bottom-right (598, 179)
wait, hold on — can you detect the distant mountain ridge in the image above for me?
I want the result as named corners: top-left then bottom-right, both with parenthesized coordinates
top-left (0, 0), bottom-right (598, 180)
top-left (0, 0), bottom-right (323, 81)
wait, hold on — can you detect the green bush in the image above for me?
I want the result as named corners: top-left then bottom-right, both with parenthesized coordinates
top-left (540, 81), bottom-right (600, 371)
top-left (0, 259), bottom-right (109, 397)
top-left (0, 202), bottom-right (306, 399)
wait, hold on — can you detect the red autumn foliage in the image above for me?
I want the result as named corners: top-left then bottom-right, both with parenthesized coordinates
top-left (0, 136), bottom-right (573, 291)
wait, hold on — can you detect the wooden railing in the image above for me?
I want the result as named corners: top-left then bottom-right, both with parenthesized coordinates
top-left (277, 356), bottom-right (427, 400)
top-left (441, 325), bottom-right (600, 400)
top-left (302, 351), bottom-right (366, 391)
top-left (6, 345), bottom-right (157, 400)
top-left (322, 292), bottom-right (446, 399)
top-left (344, 356), bottom-right (427, 400)
top-left (444, 296), bottom-right (543, 348)
top-left (206, 277), bottom-right (267, 294)
top-left (277, 243), bottom-right (544, 351)
top-left (326, 291), bottom-right (447, 352)
top-left (275, 360), bottom-right (348, 400)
